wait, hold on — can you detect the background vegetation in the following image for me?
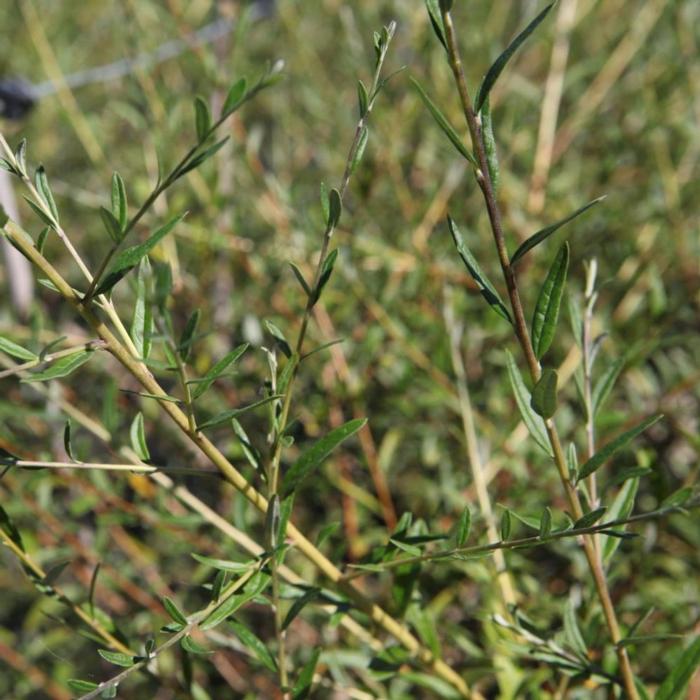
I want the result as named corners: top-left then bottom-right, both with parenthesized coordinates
top-left (0, 0), bottom-right (698, 698)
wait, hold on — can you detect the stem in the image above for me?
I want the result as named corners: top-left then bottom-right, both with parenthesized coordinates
top-left (0, 340), bottom-right (106, 379)
top-left (440, 8), bottom-right (640, 699)
top-left (3, 218), bottom-right (472, 698)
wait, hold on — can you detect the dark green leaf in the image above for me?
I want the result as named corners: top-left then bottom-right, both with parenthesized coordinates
top-left (480, 96), bottom-right (499, 191)
top-left (191, 344), bottom-right (248, 400)
top-left (500, 509), bottom-right (512, 540)
top-left (283, 587), bottom-right (322, 630)
top-left (88, 563), bottom-right (100, 618)
top-left (200, 571), bottom-right (270, 630)
top-left (35, 165), bottom-right (59, 223)
top-left (281, 418), bottom-right (367, 497)
top-left (656, 637), bottom-right (700, 700)
top-left (191, 553), bottom-right (255, 573)
top-left (0, 335), bottom-right (37, 361)
top-left (425, 0), bottom-right (448, 50)
top-left (67, 679), bottom-right (99, 692)
top-left (178, 137), bottom-right (230, 178)
top-left (162, 596), bottom-right (188, 626)
top-left (603, 478), bottom-right (639, 564)
top-left (263, 320), bottom-right (292, 358)
top-left (475, 3), bottom-right (555, 112)
top-left (36, 226), bottom-right (49, 253)
top-left (0, 504), bottom-right (24, 549)
top-left (539, 507), bottom-right (552, 538)
top-left (100, 206), bottom-right (122, 244)
top-left (448, 216), bottom-right (512, 322)
top-left (504, 350), bottom-right (552, 455)
top-left (194, 96), bottom-right (211, 141)
top-left (328, 188), bottom-right (342, 228)
top-left (357, 79), bottom-right (369, 117)
top-left (63, 420), bottom-right (80, 462)
top-left (111, 172), bottom-right (128, 230)
top-left (577, 415), bottom-right (662, 482)
top-left (310, 248), bottom-right (339, 308)
top-left (179, 309), bottom-right (201, 362)
top-left (349, 126), bottom-right (368, 176)
top-left (98, 649), bottom-right (134, 667)
top-left (228, 619), bottom-right (277, 672)
top-left (453, 506), bottom-right (471, 547)
top-left (289, 262), bottom-right (311, 297)
top-left (198, 394), bottom-right (283, 430)
top-left (592, 356), bottom-right (625, 418)
top-left (24, 350), bottom-right (94, 382)
top-left (411, 78), bottom-right (477, 166)
top-left (660, 486), bottom-right (693, 509)
top-left (130, 412), bottom-right (150, 461)
top-left (531, 243), bottom-right (569, 359)
top-left (531, 368), bottom-right (558, 419)
top-left (511, 196), bottom-right (605, 265)
top-left (573, 507), bottom-right (607, 530)
top-left (316, 521), bottom-right (340, 547)
top-left (223, 77), bottom-right (247, 115)
top-left (15, 138), bottom-right (27, 177)
top-left (24, 197), bottom-right (56, 229)
top-left (181, 635), bottom-right (211, 654)
top-left (292, 648), bottom-right (321, 700)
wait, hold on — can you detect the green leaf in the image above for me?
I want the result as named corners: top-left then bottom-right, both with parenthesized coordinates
top-left (660, 486), bottom-right (693, 509)
top-left (191, 344), bottom-right (248, 400)
top-left (328, 188), bottom-right (342, 228)
top-left (194, 96), bottom-right (212, 141)
top-left (229, 619), bottom-right (277, 672)
top-left (452, 506), bottom-right (471, 547)
top-left (602, 478), bottom-right (639, 564)
top-left (131, 258), bottom-right (153, 360)
top-left (263, 319), bottom-right (292, 358)
top-left (448, 216), bottom-right (512, 323)
top-left (264, 494), bottom-right (280, 551)
top-left (15, 138), bottom-right (27, 177)
top-left (656, 637), bottom-right (700, 700)
top-left (63, 419), bottom-right (80, 462)
top-left (577, 415), bottom-right (662, 482)
top-left (563, 599), bottom-right (588, 658)
top-left (98, 649), bottom-right (134, 667)
top-left (500, 508), bottom-right (512, 540)
top-left (475, 2), bottom-right (556, 113)
top-left (425, 0), bottom-right (448, 51)
top-left (178, 137), bottom-right (230, 178)
top-left (179, 309), bottom-right (201, 362)
top-left (111, 172), bottom-right (128, 230)
top-left (531, 368), bottom-right (558, 419)
top-left (191, 553), bottom-right (255, 573)
top-left (319, 182), bottom-right (330, 223)
top-left (289, 262), bottom-right (311, 297)
top-left (35, 165), bottom-right (59, 223)
top-left (223, 77), bottom-right (247, 115)
top-left (480, 96), bottom-right (500, 191)
top-left (531, 243), bottom-right (569, 359)
top-left (282, 418), bottom-right (367, 497)
top-left (573, 506), bottom-right (607, 530)
top-left (410, 77), bottom-right (477, 166)
top-left (592, 356), bottom-right (625, 418)
top-left (93, 214), bottom-right (185, 297)
top-left (349, 126), bottom-right (369, 176)
top-left (0, 504), bottom-right (24, 549)
top-left (539, 507), bottom-right (552, 538)
top-left (0, 336), bottom-right (37, 361)
top-left (283, 587), bottom-right (322, 630)
top-left (99, 206), bottom-right (123, 244)
top-left (309, 248), bottom-right (339, 308)
top-left (67, 679), bottom-right (99, 693)
top-left (24, 350), bottom-right (94, 382)
top-left (292, 647), bottom-right (321, 700)
top-left (88, 563), bottom-right (100, 618)
top-left (198, 394), bottom-right (283, 430)
top-left (130, 412), bottom-right (150, 461)
top-left (200, 571), bottom-right (270, 630)
top-left (511, 196), bottom-right (605, 265)
top-left (162, 596), bottom-right (188, 626)
top-left (24, 197), bottom-right (56, 229)
top-left (504, 350), bottom-right (552, 455)
top-left (36, 226), bottom-right (49, 253)
top-left (181, 635), bottom-right (211, 654)
top-left (357, 79), bottom-right (369, 117)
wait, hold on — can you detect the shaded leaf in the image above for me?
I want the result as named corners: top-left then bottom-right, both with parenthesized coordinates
top-left (577, 415), bottom-right (662, 482)
top-left (656, 637), bottom-right (700, 700)
top-left (100, 206), bottom-right (122, 244)
top-left (592, 356), bottom-right (625, 418)
top-left (573, 507), bottom-right (607, 530)
top-left (292, 648), bottom-right (321, 700)
top-left (67, 679), bottom-right (99, 693)
top-left (179, 308), bottom-right (201, 362)
top-left (200, 571), bottom-right (270, 630)
top-left (328, 188), bottom-right (342, 228)
top-left (531, 368), bottom-right (558, 419)
top-left (198, 394), bottom-right (283, 430)
top-left (539, 507), bottom-right (552, 538)
top-left (357, 79), bottom-right (369, 117)
top-left (475, 2), bottom-right (556, 112)
top-left (425, 0), bottom-right (448, 50)
top-left (191, 344), bottom-right (248, 400)
top-left (194, 96), bottom-right (211, 141)
top-left (511, 197), bottom-right (605, 265)
top-left (223, 77), bottom-right (247, 115)
top-left (480, 96), bottom-right (499, 191)
top-left (448, 216), bottom-right (512, 322)
top-left (162, 596), bottom-right (188, 626)
top-left (281, 418), bottom-right (367, 497)
top-left (603, 478), bottom-right (639, 564)
top-left (229, 619), bottom-right (277, 672)
top-left (283, 587), bottom-right (322, 630)
top-left (452, 506), bottom-right (471, 547)
top-left (35, 165), bottom-right (59, 223)
top-left (531, 243), bottom-right (569, 359)
top-left (181, 635), bottom-right (211, 654)
top-left (349, 126), bottom-right (368, 176)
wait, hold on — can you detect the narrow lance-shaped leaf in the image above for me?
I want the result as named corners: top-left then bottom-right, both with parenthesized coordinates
top-left (229, 619), bottom-right (277, 672)
top-left (223, 77), bottom-right (247, 116)
top-left (97, 649), bottom-right (134, 668)
top-left (576, 414), bottom-right (662, 483)
top-left (349, 126), bottom-right (368, 176)
top-left (475, 2), bottom-right (556, 113)
top-left (162, 596), bottom-right (188, 626)
top-left (310, 248), bottom-right (339, 307)
top-left (480, 96), bottom-right (500, 191)
top-left (23, 350), bottom-right (94, 382)
top-left (292, 647), bottom-right (321, 700)
top-left (179, 308), bottom-right (201, 362)
top-left (289, 262), bottom-right (311, 297)
top-left (111, 172), bottom-right (128, 230)
top-left (35, 165), bottom-right (59, 223)
top-left (424, 0), bottom-right (448, 51)
top-left (452, 506), bottom-right (471, 547)
top-left (602, 477), bottom-right (639, 564)
top-left (531, 368), bottom-right (558, 419)
top-left (282, 418), bottom-right (367, 497)
top-left (190, 344), bottom-right (248, 400)
top-left (573, 506), bottom-right (606, 530)
top-left (656, 636), bottom-right (700, 700)
top-left (448, 216), bottom-right (512, 323)
top-left (93, 214), bottom-right (186, 297)
top-left (263, 319), bottom-right (292, 358)
top-left (131, 258), bottom-right (153, 360)
top-left (282, 587), bottom-right (322, 631)
top-left (357, 79), bottom-right (369, 117)
top-left (0, 335), bottom-right (37, 361)
top-left (200, 571), bottom-right (270, 630)
top-left (99, 207), bottom-right (122, 244)
top-left (505, 350), bottom-right (552, 455)
top-left (194, 96), bottom-right (212, 142)
top-left (410, 77), bottom-right (477, 167)
top-left (511, 196), bottom-right (605, 265)
top-left (531, 242), bottom-right (569, 359)
top-left (198, 394), bottom-right (284, 431)
top-left (592, 356), bottom-right (625, 418)
top-left (539, 507), bottom-right (552, 538)
top-left (327, 188), bottom-right (342, 228)
top-left (130, 412), bottom-right (150, 461)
